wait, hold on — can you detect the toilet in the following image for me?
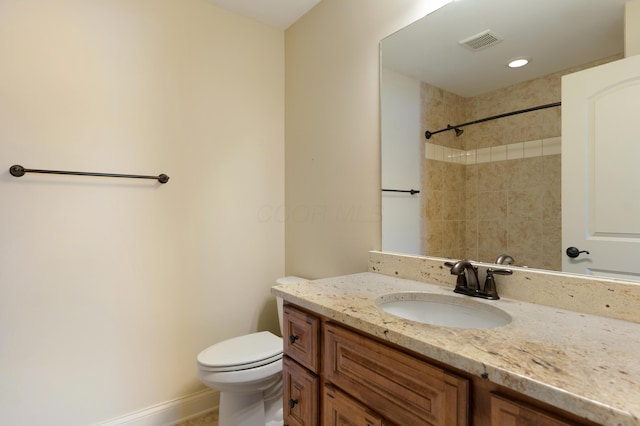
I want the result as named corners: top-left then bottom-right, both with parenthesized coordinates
top-left (196, 276), bottom-right (306, 426)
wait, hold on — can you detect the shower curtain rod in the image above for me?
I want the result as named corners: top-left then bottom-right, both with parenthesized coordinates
top-left (9, 165), bottom-right (170, 184)
top-left (424, 101), bottom-right (561, 139)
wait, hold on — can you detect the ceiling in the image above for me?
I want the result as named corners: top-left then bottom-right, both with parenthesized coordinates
top-left (207, 0), bottom-right (628, 96)
top-left (381, 0), bottom-right (628, 97)
top-left (206, 0), bottom-right (321, 29)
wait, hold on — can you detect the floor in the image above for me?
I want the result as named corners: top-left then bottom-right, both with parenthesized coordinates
top-left (176, 410), bottom-right (218, 426)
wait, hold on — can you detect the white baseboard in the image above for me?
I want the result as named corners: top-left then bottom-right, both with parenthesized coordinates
top-left (95, 389), bottom-right (218, 426)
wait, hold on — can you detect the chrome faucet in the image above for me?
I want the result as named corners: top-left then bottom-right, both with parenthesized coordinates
top-left (446, 260), bottom-right (480, 296)
top-left (495, 254), bottom-right (515, 265)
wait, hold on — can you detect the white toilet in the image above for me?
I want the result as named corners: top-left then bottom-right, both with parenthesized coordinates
top-left (196, 276), bottom-right (305, 426)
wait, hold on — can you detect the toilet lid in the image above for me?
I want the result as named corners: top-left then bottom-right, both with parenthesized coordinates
top-left (197, 331), bottom-right (283, 371)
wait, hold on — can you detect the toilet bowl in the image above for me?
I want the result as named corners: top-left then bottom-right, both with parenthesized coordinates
top-left (196, 276), bottom-right (306, 426)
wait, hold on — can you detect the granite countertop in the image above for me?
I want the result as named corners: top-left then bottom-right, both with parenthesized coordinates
top-left (271, 272), bottom-right (640, 426)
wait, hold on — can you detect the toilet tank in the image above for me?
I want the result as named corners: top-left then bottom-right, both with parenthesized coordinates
top-left (275, 276), bottom-right (307, 335)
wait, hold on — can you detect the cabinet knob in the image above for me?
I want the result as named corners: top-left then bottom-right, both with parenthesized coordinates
top-left (288, 334), bottom-right (299, 344)
top-left (288, 398), bottom-right (298, 408)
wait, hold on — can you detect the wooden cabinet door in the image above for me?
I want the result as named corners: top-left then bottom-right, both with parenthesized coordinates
top-left (283, 356), bottom-right (319, 426)
top-left (283, 304), bottom-right (320, 373)
top-left (490, 394), bottom-right (580, 426)
top-left (324, 323), bottom-right (468, 426)
top-left (323, 384), bottom-right (383, 426)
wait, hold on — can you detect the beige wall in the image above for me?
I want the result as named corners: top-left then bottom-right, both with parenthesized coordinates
top-left (0, 1), bottom-right (284, 424)
top-left (284, 0), bottom-right (451, 278)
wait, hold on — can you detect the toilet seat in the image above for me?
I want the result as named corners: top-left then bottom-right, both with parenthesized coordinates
top-left (197, 331), bottom-right (283, 372)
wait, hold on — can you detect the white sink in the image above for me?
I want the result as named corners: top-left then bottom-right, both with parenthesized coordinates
top-left (376, 292), bottom-right (512, 329)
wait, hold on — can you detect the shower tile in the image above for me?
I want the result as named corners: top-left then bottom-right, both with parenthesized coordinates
top-left (444, 148), bottom-right (454, 163)
top-left (543, 188), bottom-right (561, 221)
top-left (425, 190), bottom-right (444, 221)
top-left (539, 107), bottom-right (562, 139)
top-left (476, 147), bottom-right (491, 163)
top-left (426, 159), bottom-right (444, 189)
top-left (543, 137), bottom-right (562, 155)
top-left (524, 140), bottom-right (543, 158)
top-left (543, 218), bottom-right (562, 254)
top-left (426, 220), bottom-right (445, 253)
top-left (442, 220), bottom-right (464, 249)
top-left (507, 219), bottom-right (542, 256)
top-left (443, 163), bottom-right (465, 192)
top-left (464, 149), bottom-right (477, 165)
top-left (491, 145), bottom-right (507, 161)
top-left (443, 191), bottom-right (466, 221)
top-left (425, 142), bottom-right (436, 160)
top-left (477, 191), bottom-right (507, 222)
top-left (465, 192), bottom-right (478, 222)
top-left (542, 254), bottom-right (562, 272)
top-left (478, 220), bottom-right (508, 252)
top-left (542, 155), bottom-right (562, 190)
top-left (453, 148), bottom-right (465, 164)
top-left (478, 162), bottom-right (506, 191)
top-left (508, 191), bottom-right (543, 221)
top-left (434, 144), bottom-right (444, 162)
top-left (507, 142), bottom-right (524, 160)
top-left (507, 157), bottom-right (543, 191)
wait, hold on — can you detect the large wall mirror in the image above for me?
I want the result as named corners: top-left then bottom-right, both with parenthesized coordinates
top-left (381, 0), bottom-right (628, 274)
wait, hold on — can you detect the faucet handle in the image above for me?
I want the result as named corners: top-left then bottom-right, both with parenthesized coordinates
top-left (480, 268), bottom-right (512, 300)
top-left (495, 254), bottom-right (515, 265)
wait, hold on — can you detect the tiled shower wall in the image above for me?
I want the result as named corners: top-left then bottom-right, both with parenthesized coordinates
top-left (420, 55), bottom-right (621, 271)
top-left (420, 84), bottom-right (467, 259)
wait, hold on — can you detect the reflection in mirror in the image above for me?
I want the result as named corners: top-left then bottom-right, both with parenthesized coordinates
top-left (380, 0), bottom-right (626, 272)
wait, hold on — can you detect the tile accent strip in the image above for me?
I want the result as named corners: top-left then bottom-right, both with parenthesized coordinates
top-left (425, 137), bottom-right (561, 164)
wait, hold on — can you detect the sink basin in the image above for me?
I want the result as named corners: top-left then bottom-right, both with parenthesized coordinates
top-left (376, 292), bottom-right (512, 329)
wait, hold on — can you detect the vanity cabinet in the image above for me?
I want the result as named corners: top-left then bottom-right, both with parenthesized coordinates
top-left (282, 302), bottom-right (592, 426)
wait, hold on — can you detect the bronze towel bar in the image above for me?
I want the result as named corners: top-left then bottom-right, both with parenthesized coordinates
top-left (9, 165), bottom-right (169, 184)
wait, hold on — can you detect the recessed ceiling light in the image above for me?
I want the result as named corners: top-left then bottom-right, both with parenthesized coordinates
top-left (508, 57), bottom-right (530, 68)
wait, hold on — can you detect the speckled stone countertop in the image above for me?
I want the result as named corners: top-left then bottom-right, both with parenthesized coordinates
top-left (271, 272), bottom-right (640, 426)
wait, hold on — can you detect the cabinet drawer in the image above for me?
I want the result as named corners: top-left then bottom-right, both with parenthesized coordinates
top-left (323, 384), bottom-right (384, 426)
top-left (283, 356), bottom-right (319, 426)
top-left (283, 304), bottom-right (320, 372)
top-left (324, 323), bottom-right (469, 426)
top-left (490, 394), bottom-right (579, 426)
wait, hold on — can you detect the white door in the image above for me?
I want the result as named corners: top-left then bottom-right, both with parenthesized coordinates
top-left (562, 54), bottom-right (640, 280)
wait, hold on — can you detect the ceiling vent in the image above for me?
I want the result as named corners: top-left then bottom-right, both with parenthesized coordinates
top-left (459, 30), bottom-right (503, 52)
